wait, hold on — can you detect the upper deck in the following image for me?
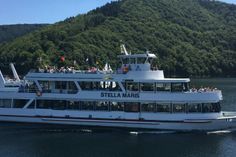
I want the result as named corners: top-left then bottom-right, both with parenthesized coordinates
top-left (25, 45), bottom-right (189, 83)
top-left (0, 46), bottom-right (223, 108)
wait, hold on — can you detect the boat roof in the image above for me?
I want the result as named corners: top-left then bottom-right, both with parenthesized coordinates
top-left (118, 53), bottom-right (157, 59)
top-left (25, 72), bottom-right (190, 83)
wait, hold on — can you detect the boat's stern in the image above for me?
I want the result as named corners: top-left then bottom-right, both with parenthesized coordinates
top-left (216, 111), bottom-right (236, 131)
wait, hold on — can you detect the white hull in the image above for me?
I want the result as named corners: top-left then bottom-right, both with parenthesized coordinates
top-left (0, 48), bottom-right (233, 132)
top-left (0, 109), bottom-right (236, 131)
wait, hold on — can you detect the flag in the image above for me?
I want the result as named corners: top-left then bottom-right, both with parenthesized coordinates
top-left (60, 56), bottom-right (65, 62)
top-left (73, 60), bottom-right (77, 65)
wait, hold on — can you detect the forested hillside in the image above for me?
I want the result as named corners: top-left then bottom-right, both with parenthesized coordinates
top-left (0, 24), bottom-right (47, 43)
top-left (0, 0), bottom-right (236, 77)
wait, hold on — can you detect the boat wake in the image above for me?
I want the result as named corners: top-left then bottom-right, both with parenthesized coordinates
top-left (39, 128), bottom-right (93, 133)
top-left (207, 130), bottom-right (233, 135)
top-left (129, 131), bottom-right (177, 135)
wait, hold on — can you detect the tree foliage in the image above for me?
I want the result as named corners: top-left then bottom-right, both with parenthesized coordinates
top-left (0, 24), bottom-right (47, 43)
top-left (0, 0), bottom-right (236, 77)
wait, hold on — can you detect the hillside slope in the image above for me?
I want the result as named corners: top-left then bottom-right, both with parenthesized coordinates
top-left (0, 0), bottom-right (236, 77)
top-left (0, 24), bottom-right (47, 43)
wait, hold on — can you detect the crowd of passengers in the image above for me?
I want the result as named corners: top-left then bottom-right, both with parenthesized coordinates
top-left (190, 87), bottom-right (219, 92)
top-left (38, 66), bottom-right (76, 73)
top-left (37, 66), bottom-right (111, 74)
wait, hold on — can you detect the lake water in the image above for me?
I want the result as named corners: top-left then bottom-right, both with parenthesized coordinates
top-left (0, 78), bottom-right (235, 157)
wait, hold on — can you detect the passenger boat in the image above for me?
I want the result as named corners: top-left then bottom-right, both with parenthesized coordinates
top-left (0, 45), bottom-right (236, 131)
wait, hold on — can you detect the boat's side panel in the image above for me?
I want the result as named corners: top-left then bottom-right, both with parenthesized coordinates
top-left (0, 114), bottom-right (235, 131)
top-left (0, 90), bottom-right (222, 102)
top-left (0, 108), bottom-right (235, 131)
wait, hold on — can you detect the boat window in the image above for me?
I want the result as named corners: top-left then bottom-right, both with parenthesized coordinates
top-left (81, 101), bottom-right (95, 111)
top-left (123, 82), bottom-right (139, 91)
top-left (95, 102), bottom-right (109, 111)
top-left (67, 101), bottom-right (80, 110)
top-left (68, 82), bottom-right (78, 93)
top-left (147, 58), bottom-right (153, 64)
top-left (52, 100), bottom-right (67, 110)
top-left (183, 83), bottom-right (190, 91)
top-left (156, 104), bottom-right (170, 112)
top-left (39, 81), bottom-right (50, 93)
top-left (202, 103), bottom-right (213, 113)
top-left (188, 103), bottom-right (202, 113)
top-left (212, 103), bottom-right (221, 112)
top-left (0, 99), bottom-right (12, 108)
top-left (202, 103), bottom-right (221, 113)
top-left (100, 81), bottom-right (122, 91)
top-left (173, 104), bottom-right (186, 113)
top-left (156, 83), bottom-right (171, 92)
top-left (13, 99), bottom-right (28, 108)
top-left (19, 81), bottom-right (38, 93)
top-left (171, 83), bottom-right (184, 92)
top-left (100, 81), bottom-right (111, 89)
top-left (37, 100), bottom-right (51, 109)
top-left (38, 81), bottom-right (78, 94)
top-left (130, 58), bottom-right (136, 64)
top-left (36, 100), bottom-right (67, 110)
top-left (79, 81), bottom-right (122, 91)
top-left (141, 103), bottom-right (156, 112)
top-left (55, 81), bottom-right (67, 90)
top-left (110, 82), bottom-right (122, 91)
top-left (137, 58), bottom-right (146, 64)
top-left (79, 82), bottom-right (93, 90)
top-left (124, 102), bottom-right (140, 112)
top-left (27, 100), bottom-right (35, 109)
top-left (140, 83), bottom-right (155, 92)
top-left (110, 102), bottom-right (124, 111)
top-left (29, 82), bottom-right (38, 93)
top-left (122, 58), bottom-right (129, 64)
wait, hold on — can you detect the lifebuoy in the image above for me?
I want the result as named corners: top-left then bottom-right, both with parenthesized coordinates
top-left (123, 66), bottom-right (129, 73)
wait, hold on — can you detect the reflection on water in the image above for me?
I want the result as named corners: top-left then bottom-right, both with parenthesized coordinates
top-left (0, 124), bottom-right (236, 157)
top-left (0, 78), bottom-right (236, 157)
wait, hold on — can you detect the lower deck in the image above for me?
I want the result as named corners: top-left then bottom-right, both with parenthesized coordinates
top-left (0, 108), bottom-right (235, 131)
top-left (0, 99), bottom-right (235, 131)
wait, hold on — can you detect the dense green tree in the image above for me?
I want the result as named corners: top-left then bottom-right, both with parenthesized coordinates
top-left (0, 24), bottom-right (47, 43)
top-left (0, 0), bottom-right (236, 77)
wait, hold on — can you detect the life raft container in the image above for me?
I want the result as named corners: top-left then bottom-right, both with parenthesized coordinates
top-left (122, 66), bottom-right (129, 73)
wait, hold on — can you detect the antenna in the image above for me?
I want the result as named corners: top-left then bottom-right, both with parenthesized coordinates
top-left (120, 44), bottom-right (129, 55)
top-left (0, 70), bottom-right (6, 88)
top-left (10, 63), bottom-right (20, 81)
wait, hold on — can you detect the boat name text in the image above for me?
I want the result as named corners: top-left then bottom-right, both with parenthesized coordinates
top-left (101, 92), bottom-right (140, 98)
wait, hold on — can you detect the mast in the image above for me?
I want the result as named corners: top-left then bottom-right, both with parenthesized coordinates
top-left (120, 44), bottom-right (129, 55)
top-left (0, 70), bottom-right (6, 88)
top-left (10, 63), bottom-right (20, 81)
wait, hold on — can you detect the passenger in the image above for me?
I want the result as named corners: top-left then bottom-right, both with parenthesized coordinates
top-left (198, 86), bottom-right (204, 92)
top-left (190, 87), bottom-right (197, 92)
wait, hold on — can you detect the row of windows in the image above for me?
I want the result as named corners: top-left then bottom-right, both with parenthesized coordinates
top-left (79, 81), bottom-right (187, 92)
top-left (79, 81), bottom-right (122, 91)
top-left (121, 57), bottom-right (152, 65)
top-left (20, 80), bottom-right (190, 94)
top-left (0, 99), bottom-right (221, 113)
top-left (39, 81), bottom-right (78, 94)
top-left (123, 82), bottom-right (189, 92)
top-left (79, 81), bottom-right (190, 92)
top-left (0, 99), bottom-right (28, 108)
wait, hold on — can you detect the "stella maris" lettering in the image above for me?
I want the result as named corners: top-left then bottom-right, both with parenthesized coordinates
top-left (101, 92), bottom-right (140, 98)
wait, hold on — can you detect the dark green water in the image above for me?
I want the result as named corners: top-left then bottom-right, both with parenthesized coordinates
top-left (0, 78), bottom-right (236, 157)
